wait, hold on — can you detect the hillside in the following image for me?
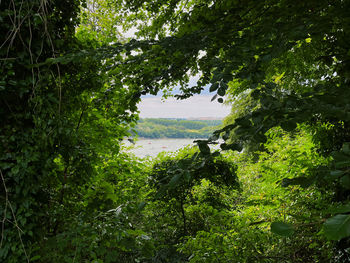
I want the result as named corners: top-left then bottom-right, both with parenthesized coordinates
top-left (133, 118), bottom-right (222, 138)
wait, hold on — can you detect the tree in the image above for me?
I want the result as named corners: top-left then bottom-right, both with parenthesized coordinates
top-left (148, 147), bottom-right (238, 241)
top-left (104, 0), bottom-right (350, 240)
top-left (0, 0), bottom-right (138, 261)
top-left (2, 0), bottom-right (350, 261)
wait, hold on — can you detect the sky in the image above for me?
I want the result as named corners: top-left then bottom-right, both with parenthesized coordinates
top-left (138, 95), bottom-right (231, 119)
top-left (121, 27), bottom-right (231, 119)
top-left (137, 78), bottom-right (231, 119)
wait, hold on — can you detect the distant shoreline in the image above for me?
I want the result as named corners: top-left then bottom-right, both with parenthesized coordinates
top-left (131, 118), bottom-right (222, 139)
top-left (135, 137), bottom-right (200, 140)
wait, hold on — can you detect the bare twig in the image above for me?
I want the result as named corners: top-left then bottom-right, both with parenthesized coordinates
top-left (0, 169), bottom-right (29, 262)
top-left (0, 169), bottom-right (9, 248)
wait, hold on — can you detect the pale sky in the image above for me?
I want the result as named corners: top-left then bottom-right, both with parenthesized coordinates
top-left (138, 95), bottom-right (231, 119)
top-left (121, 29), bottom-right (231, 119)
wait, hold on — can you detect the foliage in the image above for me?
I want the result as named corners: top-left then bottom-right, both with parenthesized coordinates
top-left (144, 147), bottom-right (239, 260)
top-left (105, 0), bottom-right (350, 243)
top-left (2, 0), bottom-right (350, 261)
top-left (1, 0), bottom-right (82, 261)
top-left (150, 146), bottom-right (238, 196)
top-left (76, 0), bottom-right (125, 47)
top-left (179, 127), bottom-right (334, 262)
top-left (34, 152), bottom-right (155, 263)
top-left (0, 0), bottom-right (137, 261)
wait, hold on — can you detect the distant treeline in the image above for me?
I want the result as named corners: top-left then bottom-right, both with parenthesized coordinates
top-left (133, 118), bottom-right (222, 138)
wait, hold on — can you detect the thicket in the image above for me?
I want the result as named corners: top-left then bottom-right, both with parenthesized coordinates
top-left (1, 0), bottom-right (350, 262)
top-left (0, 0), bottom-right (138, 261)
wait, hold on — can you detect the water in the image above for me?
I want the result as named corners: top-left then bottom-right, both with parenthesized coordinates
top-left (122, 138), bottom-right (201, 158)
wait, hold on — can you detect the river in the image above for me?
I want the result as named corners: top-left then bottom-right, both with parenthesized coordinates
top-left (121, 137), bottom-right (229, 158)
top-left (122, 138), bottom-right (200, 158)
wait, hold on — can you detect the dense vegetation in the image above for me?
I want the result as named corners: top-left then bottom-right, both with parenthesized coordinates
top-left (1, 0), bottom-right (350, 262)
top-left (134, 119), bottom-right (222, 138)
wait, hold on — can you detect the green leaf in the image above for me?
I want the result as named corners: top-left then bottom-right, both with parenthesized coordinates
top-left (183, 170), bottom-right (191, 182)
top-left (220, 143), bottom-right (242, 152)
top-left (209, 82), bottom-right (219, 92)
top-left (217, 87), bottom-right (226, 96)
top-left (335, 161), bottom-right (350, 169)
top-left (330, 170), bottom-right (344, 179)
top-left (324, 214), bottom-right (350, 240)
top-left (220, 81), bottom-right (228, 89)
top-left (328, 203), bottom-right (350, 214)
top-left (138, 201), bottom-right (147, 211)
top-left (340, 175), bottom-right (350, 189)
top-left (342, 143), bottom-right (350, 155)
top-left (197, 142), bottom-right (211, 154)
top-left (30, 255), bottom-right (41, 261)
top-left (168, 173), bottom-right (182, 188)
top-left (271, 222), bottom-right (294, 237)
top-left (281, 176), bottom-right (314, 188)
top-left (208, 133), bottom-right (219, 141)
top-left (211, 94), bottom-right (218, 101)
top-left (332, 151), bottom-right (350, 168)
